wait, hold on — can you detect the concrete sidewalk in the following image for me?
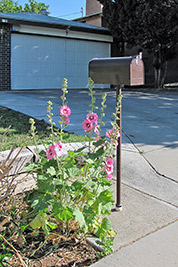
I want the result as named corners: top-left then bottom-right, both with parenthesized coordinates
top-left (1, 89), bottom-right (178, 266)
top-left (91, 139), bottom-right (178, 266)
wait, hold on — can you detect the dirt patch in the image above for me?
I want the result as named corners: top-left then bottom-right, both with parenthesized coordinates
top-left (0, 193), bottom-right (102, 267)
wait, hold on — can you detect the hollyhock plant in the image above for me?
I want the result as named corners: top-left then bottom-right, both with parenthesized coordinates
top-left (46, 144), bottom-right (56, 160)
top-left (27, 78), bottom-right (122, 255)
top-left (60, 105), bottom-right (71, 117)
top-left (87, 112), bottom-right (98, 123)
top-left (82, 119), bottom-right (93, 132)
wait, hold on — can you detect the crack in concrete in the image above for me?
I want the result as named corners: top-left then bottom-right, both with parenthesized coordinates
top-left (122, 130), bottom-right (178, 184)
top-left (121, 182), bottom-right (178, 209)
top-left (113, 219), bottom-right (178, 253)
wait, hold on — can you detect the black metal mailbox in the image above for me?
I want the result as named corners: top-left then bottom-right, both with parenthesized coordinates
top-left (89, 56), bottom-right (144, 86)
top-left (89, 55), bottom-right (144, 211)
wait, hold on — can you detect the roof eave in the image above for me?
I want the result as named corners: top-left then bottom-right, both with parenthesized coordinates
top-left (0, 17), bottom-right (111, 36)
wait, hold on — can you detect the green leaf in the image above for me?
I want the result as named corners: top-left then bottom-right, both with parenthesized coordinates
top-left (95, 147), bottom-right (104, 157)
top-left (83, 206), bottom-right (95, 226)
top-left (85, 158), bottom-right (95, 164)
top-left (30, 213), bottom-right (47, 229)
top-left (25, 162), bottom-right (37, 171)
top-left (92, 190), bottom-right (114, 215)
top-left (73, 208), bottom-right (87, 230)
top-left (37, 179), bottom-right (55, 194)
top-left (52, 203), bottom-right (73, 222)
top-left (47, 222), bottom-right (58, 230)
top-left (68, 167), bottom-right (81, 177)
top-left (72, 179), bottom-right (84, 191)
top-left (31, 193), bottom-right (52, 212)
top-left (47, 166), bottom-right (56, 176)
top-left (101, 217), bottom-right (112, 231)
top-left (93, 138), bottom-right (105, 147)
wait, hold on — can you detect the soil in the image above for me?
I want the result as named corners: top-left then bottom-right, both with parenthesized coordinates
top-left (0, 193), bottom-right (102, 267)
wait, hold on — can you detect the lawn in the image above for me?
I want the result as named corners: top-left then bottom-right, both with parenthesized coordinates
top-left (0, 106), bottom-right (87, 151)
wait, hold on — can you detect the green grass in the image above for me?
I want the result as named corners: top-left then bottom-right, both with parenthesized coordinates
top-left (0, 106), bottom-right (87, 151)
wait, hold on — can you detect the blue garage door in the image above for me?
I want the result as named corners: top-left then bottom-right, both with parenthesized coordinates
top-left (11, 34), bottom-right (110, 89)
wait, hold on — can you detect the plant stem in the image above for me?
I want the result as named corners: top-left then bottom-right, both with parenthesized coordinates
top-left (0, 234), bottom-right (27, 267)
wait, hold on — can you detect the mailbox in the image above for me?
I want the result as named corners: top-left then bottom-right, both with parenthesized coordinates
top-left (89, 56), bottom-right (144, 86)
top-left (88, 55), bottom-right (144, 211)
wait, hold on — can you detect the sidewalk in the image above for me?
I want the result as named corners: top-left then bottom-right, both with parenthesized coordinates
top-left (91, 139), bottom-right (178, 267)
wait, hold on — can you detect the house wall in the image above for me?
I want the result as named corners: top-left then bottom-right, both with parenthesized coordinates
top-left (0, 23), bottom-right (11, 91)
top-left (86, 0), bottom-right (102, 16)
top-left (76, 15), bottom-right (102, 27)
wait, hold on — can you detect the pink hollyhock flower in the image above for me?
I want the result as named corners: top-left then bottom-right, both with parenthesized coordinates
top-left (60, 115), bottom-right (70, 124)
top-left (106, 174), bottom-right (112, 180)
top-left (87, 113), bottom-right (98, 123)
top-left (60, 105), bottom-right (71, 117)
top-left (82, 119), bottom-right (93, 132)
top-left (46, 144), bottom-right (56, 159)
top-left (54, 141), bottom-right (63, 157)
top-left (105, 158), bottom-right (113, 166)
top-left (104, 165), bottom-right (113, 175)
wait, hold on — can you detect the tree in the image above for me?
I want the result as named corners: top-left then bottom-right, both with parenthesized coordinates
top-left (0, 0), bottom-right (49, 14)
top-left (0, 0), bottom-right (22, 12)
top-left (23, 0), bottom-right (49, 14)
top-left (98, 0), bottom-right (178, 88)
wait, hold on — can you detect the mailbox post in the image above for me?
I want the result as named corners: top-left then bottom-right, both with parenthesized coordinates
top-left (89, 55), bottom-right (144, 210)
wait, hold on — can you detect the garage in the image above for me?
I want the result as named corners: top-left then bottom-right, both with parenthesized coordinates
top-left (11, 33), bottom-right (110, 89)
top-left (0, 12), bottom-right (112, 90)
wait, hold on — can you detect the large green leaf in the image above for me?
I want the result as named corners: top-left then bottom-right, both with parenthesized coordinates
top-left (73, 208), bottom-right (87, 231)
top-left (31, 193), bottom-right (53, 213)
top-left (92, 190), bottom-right (114, 215)
top-left (52, 203), bottom-right (73, 222)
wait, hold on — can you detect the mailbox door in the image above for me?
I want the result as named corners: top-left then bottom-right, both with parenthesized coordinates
top-left (130, 58), bottom-right (144, 86)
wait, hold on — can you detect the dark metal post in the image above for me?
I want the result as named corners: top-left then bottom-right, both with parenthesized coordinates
top-left (116, 85), bottom-right (123, 210)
